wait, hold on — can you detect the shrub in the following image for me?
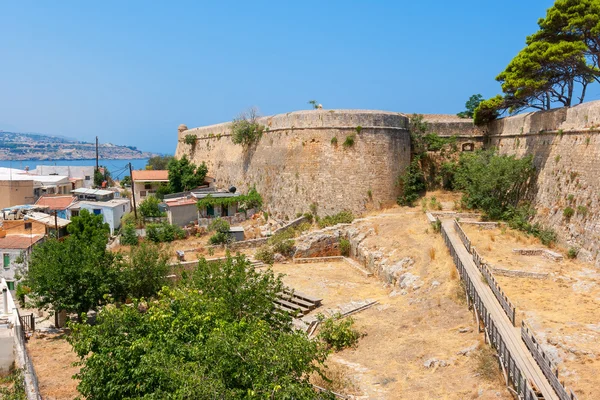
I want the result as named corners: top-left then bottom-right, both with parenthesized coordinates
top-left (563, 207), bottom-right (575, 219)
top-left (355, 126), bottom-right (362, 134)
top-left (303, 212), bottom-right (314, 224)
top-left (567, 247), bottom-right (578, 259)
top-left (397, 158), bottom-right (426, 206)
top-left (577, 205), bottom-right (588, 216)
top-left (120, 223), bottom-right (139, 246)
top-left (255, 246), bottom-right (275, 265)
top-left (318, 211), bottom-right (354, 228)
top-left (339, 239), bottom-right (350, 257)
top-left (342, 134), bottom-right (355, 147)
top-left (139, 196), bottom-right (164, 218)
top-left (231, 108), bottom-right (264, 146)
top-left (331, 136), bottom-right (338, 145)
top-left (317, 313), bottom-right (361, 351)
top-left (209, 232), bottom-right (232, 245)
top-left (208, 217), bottom-right (230, 233)
top-left (146, 222), bottom-right (186, 243)
top-left (432, 219), bottom-right (442, 233)
top-left (15, 284), bottom-right (31, 308)
top-left (184, 134), bottom-right (197, 145)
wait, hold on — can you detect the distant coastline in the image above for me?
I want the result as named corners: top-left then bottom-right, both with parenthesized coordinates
top-left (0, 158), bottom-right (149, 179)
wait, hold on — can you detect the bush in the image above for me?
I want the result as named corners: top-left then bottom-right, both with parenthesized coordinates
top-left (255, 246), bottom-right (275, 265)
top-left (209, 231), bottom-right (232, 245)
top-left (231, 108), bottom-right (264, 146)
top-left (120, 223), bottom-right (139, 246)
top-left (339, 239), bottom-right (350, 257)
top-left (317, 313), bottom-right (361, 351)
top-left (331, 136), bottom-right (338, 145)
top-left (577, 205), bottom-right (588, 216)
top-left (208, 217), bottom-right (230, 233)
top-left (474, 346), bottom-right (499, 381)
top-left (563, 207), bottom-right (575, 219)
top-left (504, 205), bottom-right (557, 246)
top-left (317, 211), bottom-right (354, 228)
top-left (397, 158), bottom-right (426, 206)
top-left (184, 134), bottom-right (197, 145)
top-left (303, 212), bottom-right (314, 224)
top-left (146, 222), bottom-right (186, 243)
top-left (567, 247), bottom-right (578, 259)
top-left (342, 134), bottom-right (355, 147)
top-left (15, 284), bottom-right (31, 308)
top-left (453, 150), bottom-right (535, 220)
top-left (139, 196), bottom-right (164, 218)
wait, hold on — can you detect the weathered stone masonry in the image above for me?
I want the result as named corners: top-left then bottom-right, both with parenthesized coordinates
top-left (176, 101), bottom-right (600, 266)
top-left (175, 110), bottom-right (411, 219)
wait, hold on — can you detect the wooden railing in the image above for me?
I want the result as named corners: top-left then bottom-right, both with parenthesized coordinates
top-left (472, 246), bottom-right (516, 326)
top-left (441, 225), bottom-right (540, 400)
top-left (453, 219), bottom-right (471, 253)
top-left (521, 322), bottom-right (578, 400)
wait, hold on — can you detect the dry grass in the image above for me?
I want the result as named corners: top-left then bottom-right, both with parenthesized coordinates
top-left (310, 361), bottom-right (360, 395)
top-left (26, 333), bottom-right (79, 400)
top-left (473, 344), bottom-right (501, 382)
top-left (429, 247), bottom-right (436, 260)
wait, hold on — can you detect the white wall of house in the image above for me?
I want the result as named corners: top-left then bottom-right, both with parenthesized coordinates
top-left (1, 248), bottom-right (32, 289)
top-left (77, 201), bottom-right (131, 234)
top-left (133, 181), bottom-right (167, 206)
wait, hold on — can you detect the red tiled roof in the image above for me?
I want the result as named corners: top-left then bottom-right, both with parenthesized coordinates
top-left (35, 195), bottom-right (76, 210)
top-left (0, 235), bottom-right (44, 249)
top-left (131, 170), bottom-right (169, 181)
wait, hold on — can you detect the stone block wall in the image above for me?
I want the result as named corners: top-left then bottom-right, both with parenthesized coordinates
top-left (488, 100), bottom-right (600, 265)
top-left (176, 110), bottom-right (410, 219)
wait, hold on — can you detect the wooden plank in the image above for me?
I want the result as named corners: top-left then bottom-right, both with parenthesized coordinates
top-left (285, 289), bottom-right (322, 306)
top-left (275, 298), bottom-right (309, 313)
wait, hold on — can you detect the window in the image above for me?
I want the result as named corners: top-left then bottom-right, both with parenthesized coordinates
top-left (24, 222), bottom-right (32, 230)
top-left (144, 184), bottom-right (152, 190)
top-left (140, 190), bottom-right (147, 197)
top-left (71, 210), bottom-right (79, 217)
top-left (123, 205), bottom-right (126, 212)
top-left (6, 281), bottom-right (14, 291)
top-left (3, 254), bottom-right (9, 269)
top-left (85, 176), bottom-right (91, 180)
top-left (93, 209), bottom-right (102, 215)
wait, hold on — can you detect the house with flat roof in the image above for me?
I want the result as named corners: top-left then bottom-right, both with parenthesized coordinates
top-left (68, 199), bottom-right (130, 234)
top-left (0, 168), bottom-right (70, 208)
top-left (24, 211), bottom-right (71, 238)
top-left (71, 187), bottom-right (115, 202)
top-left (131, 170), bottom-right (169, 206)
top-left (33, 165), bottom-right (95, 189)
top-left (34, 195), bottom-right (77, 219)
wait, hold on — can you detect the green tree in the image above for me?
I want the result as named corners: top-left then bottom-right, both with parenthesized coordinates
top-left (457, 94), bottom-right (484, 118)
top-left (308, 100), bottom-right (319, 109)
top-left (120, 223), bottom-right (139, 246)
top-left (67, 209), bottom-right (110, 248)
top-left (168, 155), bottom-right (208, 193)
top-left (473, 95), bottom-right (505, 125)
top-left (120, 175), bottom-right (131, 187)
top-left (138, 196), bottom-right (163, 218)
top-left (68, 255), bottom-right (331, 399)
top-left (146, 155), bottom-right (174, 170)
top-left (115, 242), bottom-right (170, 301)
top-left (397, 157), bottom-right (426, 206)
top-left (453, 150), bottom-right (535, 220)
top-left (23, 233), bottom-right (116, 316)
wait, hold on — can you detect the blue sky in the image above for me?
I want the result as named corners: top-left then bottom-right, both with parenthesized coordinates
top-left (0, 1), bottom-right (573, 154)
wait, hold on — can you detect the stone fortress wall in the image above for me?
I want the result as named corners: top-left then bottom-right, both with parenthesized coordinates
top-left (486, 100), bottom-right (600, 264)
top-left (176, 101), bottom-right (600, 265)
top-left (175, 110), bottom-right (411, 219)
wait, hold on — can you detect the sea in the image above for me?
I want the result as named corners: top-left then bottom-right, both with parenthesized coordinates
top-left (0, 158), bottom-right (149, 179)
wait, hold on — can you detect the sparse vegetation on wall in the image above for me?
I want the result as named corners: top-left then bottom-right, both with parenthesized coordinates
top-left (231, 107), bottom-right (265, 146)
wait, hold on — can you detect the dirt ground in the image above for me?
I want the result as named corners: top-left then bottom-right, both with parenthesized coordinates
top-left (273, 198), bottom-right (511, 399)
top-left (26, 333), bottom-right (79, 400)
top-left (464, 224), bottom-right (600, 400)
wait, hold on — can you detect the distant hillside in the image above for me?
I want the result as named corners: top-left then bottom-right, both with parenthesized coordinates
top-left (0, 131), bottom-right (156, 160)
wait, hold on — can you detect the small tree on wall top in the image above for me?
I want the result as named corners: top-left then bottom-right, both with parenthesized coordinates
top-left (231, 107), bottom-right (265, 146)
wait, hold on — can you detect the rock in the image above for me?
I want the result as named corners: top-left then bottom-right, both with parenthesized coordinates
top-left (398, 272), bottom-right (421, 290)
top-left (457, 343), bottom-right (478, 356)
top-left (458, 327), bottom-right (472, 333)
top-left (431, 280), bottom-right (440, 288)
top-left (274, 253), bottom-right (286, 263)
top-left (424, 358), bottom-right (449, 368)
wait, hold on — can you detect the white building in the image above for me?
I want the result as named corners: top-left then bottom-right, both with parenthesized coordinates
top-left (33, 165), bottom-right (95, 189)
top-left (68, 199), bottom-right (131, 234)
top-left (0, 233), bottom-right (44, 290)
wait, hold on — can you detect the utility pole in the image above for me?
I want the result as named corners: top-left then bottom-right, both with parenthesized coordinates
top-left (54, 210), bottom-right (59, 239)
top-left (129, 162), bottom-right (138, 220)
top-left (95, 136), bottom-right (99, 173)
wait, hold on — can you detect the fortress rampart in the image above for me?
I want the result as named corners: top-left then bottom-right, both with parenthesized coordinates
top-left (486, 100), bottom-right (600, 264)
top-left (175, 110), bottom-right (411, 218)
top-left (176, 101), bottom-right (600, 265)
